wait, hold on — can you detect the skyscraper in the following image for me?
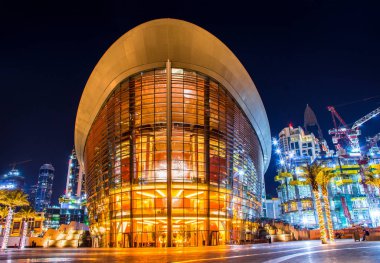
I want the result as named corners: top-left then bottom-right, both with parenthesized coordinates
top-left (0, 169), bottom-right (25, 191)
top-left (34, 164), bottom-right (54, 212)
top-left (65, 148), bottom-right (85, 198)
top-left (49, 149), bottom-right (87, 228)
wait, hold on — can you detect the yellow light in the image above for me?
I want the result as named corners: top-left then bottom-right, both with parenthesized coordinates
top-left (314, 190), bottom-right (327, 244)
top-left (136, 191), bottom-right (156, 198)
top-left (323, 193), bottom-right (335, 242)
top-left (156, 190), bottom-right (166, 197)
top-left (185, 191), bottom-right (204, 198)
top-left (175, 189), bottom-right (183, 198)
top-left (137, 220), bottom-right (157, 225)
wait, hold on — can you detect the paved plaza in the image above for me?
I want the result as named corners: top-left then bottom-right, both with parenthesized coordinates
top-left (0, 240), bottom-right (379, 262)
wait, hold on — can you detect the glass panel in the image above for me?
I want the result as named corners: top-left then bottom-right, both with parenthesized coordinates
top-left (84, 68), bottom-right (264, 247)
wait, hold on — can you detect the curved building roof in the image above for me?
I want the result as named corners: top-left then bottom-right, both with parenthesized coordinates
top-left (75, 18), bottom-right (271, 171)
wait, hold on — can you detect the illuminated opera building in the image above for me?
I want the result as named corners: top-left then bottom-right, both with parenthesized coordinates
top-left (75, 19), bottom-right (271, 247)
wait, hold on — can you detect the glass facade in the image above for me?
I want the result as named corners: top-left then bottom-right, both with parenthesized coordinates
top-left (84, 67), bottom-right (264, 247)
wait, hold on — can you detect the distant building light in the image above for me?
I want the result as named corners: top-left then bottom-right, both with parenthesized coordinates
top-left (0, 184), bottom-right (16, 189)
top-left (275, 149), bottom-right (281, 154)
top-left (280, 159), bottom-right (285, 165)
top-left (272, 139), bottom-right (278, 146)
top-left (351, 147), bottom-right (360, 153)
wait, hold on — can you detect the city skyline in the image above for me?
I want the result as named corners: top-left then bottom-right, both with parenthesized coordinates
top-left (1, 0), bottom-right (380, 201)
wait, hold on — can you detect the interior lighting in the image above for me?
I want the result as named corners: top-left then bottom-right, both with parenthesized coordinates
top-left (185, 191), bottom-right (204, 198)
top-left (139, 220), bottom-right (157, 225)
top-left (272, 139), bottom-right (278, 146)
top-left (136, 191), bottom-right (156, 198)
top-left (175, 190), bottom-right (183, 198)
top-left (275, 149), bottom-right (281, 154)
top-left (238, 170), bottom-right (245, 176)
top-left (280, 159), bottom-right (285, 165)
top-left (155, 190), bottom-right (166, 197)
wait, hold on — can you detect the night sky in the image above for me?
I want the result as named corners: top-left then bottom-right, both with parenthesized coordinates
top-left (1, 0), bottom-right (379, 204)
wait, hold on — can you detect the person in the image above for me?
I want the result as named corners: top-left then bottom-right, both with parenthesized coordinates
top-left (365, 229), bottom-right (370, 240)
top-left (266, 234), bottom-right (272, 244)
top-left (362, 229), bottom-right (369, 241)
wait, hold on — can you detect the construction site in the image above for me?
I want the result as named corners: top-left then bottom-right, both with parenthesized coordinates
top-left (274, 99), bottom-right (380, 232)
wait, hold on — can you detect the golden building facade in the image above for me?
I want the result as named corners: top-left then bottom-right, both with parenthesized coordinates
top-left (75, 19), bottom-right (271, 248)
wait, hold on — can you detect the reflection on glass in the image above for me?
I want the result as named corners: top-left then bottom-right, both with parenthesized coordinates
top-left (84, 68), bottom-right (264, 247)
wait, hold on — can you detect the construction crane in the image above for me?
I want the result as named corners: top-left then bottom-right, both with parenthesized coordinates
top-left (328, 106), bottom-right (380, 157)
top-left (328, 101), bottom-right (380, 226)
top-left (8, 160), bottom-right (32, 170)
top-left (327, 106), bottom-right (359, 156)
top-left (352, 107), bottom-right (380, 129)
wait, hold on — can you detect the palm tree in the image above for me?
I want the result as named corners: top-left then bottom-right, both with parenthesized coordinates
top-left (317, 168), bottom-right (335, 242)
top-left (17, 207), bottom-right (36, 249)
top-left (0, 190), bottom-right (29, 249)
top-left (364, 170), bottom-right (380, 189)
top-left (302, 162), bottom-right (328, 244)
top-left (0, 206), bottom-right (8, 236)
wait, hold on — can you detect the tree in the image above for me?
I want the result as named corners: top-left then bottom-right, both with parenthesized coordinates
top-left (0, 190), bottom-right (29, 249)
top-left (17, 207), bottom-right (37, 248)
top-left (0, 206), bottom-right (8, 236)
top-left (302, 162), bottom-right (328, 244)
top-left (0, 206), bottom-right (8, 219)
top-left (317, 167), bottom-right (335, 242)
top-left (364, 170), bottom-right (380, 189)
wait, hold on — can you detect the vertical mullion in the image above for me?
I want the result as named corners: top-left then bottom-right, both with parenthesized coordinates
top-left (204, 78), bottom-right (210, 245)
top-left (166, 60), bottom-right (172, 247)
top-left (129, 78), bottom-right (135, 247)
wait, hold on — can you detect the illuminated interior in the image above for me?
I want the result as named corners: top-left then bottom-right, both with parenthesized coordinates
top-left (84, 68), bottom-right (264, 247)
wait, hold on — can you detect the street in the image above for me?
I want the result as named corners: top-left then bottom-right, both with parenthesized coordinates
top-left (0, 240), bottom-right (379, 262)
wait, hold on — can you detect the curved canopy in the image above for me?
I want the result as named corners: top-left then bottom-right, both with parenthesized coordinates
top-left (75, 18), bottom-right (271, 171)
